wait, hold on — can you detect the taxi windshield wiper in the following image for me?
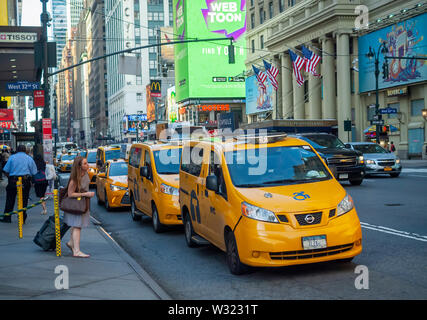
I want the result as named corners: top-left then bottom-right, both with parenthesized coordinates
top-left (262, 179), bottom-right (312, 185)
top-left (235, 183), bottom-right (266, 188)
top-left (158, 171), bottom-right (179, 175)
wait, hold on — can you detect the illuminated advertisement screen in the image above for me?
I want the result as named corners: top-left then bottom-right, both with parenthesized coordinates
top-left (173, 0), bottom-right (246, 102)
top-left (358, 12), bottom-right (427, 93)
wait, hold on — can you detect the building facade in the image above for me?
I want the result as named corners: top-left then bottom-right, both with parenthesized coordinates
top-left (245, 0), bottom-right (427, 159)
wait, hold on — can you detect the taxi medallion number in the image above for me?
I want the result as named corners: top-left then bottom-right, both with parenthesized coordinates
top-left (302, 235), bottom-right (327, 250)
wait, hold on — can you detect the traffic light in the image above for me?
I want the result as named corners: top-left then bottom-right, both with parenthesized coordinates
top-left (381, 125), bottom-right (389, 133)
top-left (382, 62), bottom-right (389, 79)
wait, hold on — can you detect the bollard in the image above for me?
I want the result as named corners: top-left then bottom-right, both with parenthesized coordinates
top-left (17, 177), bottom-right (23, 239)
top-left (53, 189), bottom-right (61, 257)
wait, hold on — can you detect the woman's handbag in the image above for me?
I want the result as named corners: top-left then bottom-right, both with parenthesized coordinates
top-left (59, 186), bottom-right (89, 215)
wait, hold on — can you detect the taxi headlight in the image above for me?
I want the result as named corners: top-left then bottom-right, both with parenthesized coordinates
top-left (396, 158), bottom-right (400, 164)
top-left (160, 183), bottom-right (179, 196)
top-left (358, 156), bottom-right (364, 164)
top-left (89, 168), bottom-right (96, 173)
top-left (110, 184), bottom-right (127, 192)
top-left (337, 194), bottom-right (354, 217)
top-left (241, 202), bottom-right (279, 223)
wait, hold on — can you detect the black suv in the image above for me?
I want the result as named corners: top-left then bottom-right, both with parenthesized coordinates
top-left (292, 133), bottom-right (366, 185)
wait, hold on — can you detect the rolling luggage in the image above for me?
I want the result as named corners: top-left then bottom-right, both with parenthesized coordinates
top-left (33, 216), bottom-right (70, 251)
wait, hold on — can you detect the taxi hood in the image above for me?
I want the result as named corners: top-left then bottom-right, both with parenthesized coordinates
top-left (158, 174), bottom-right (179, 188)
top-left (235, 179), bottom-right (346, 213)
top-left (110, 175), bottom-right (128, 187)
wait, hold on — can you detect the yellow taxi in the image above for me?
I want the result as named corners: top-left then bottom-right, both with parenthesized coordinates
top-left (96, 159), bottom-right (130, 210)
top-left (128, 141), bottom-right (182, 233)
top-left (96, 145), bottom-right (121, 170)
top-left (85, 148), bottom-right (98, 186)
top-left (57, 152), bottom-right (77, 173)
top-left (179, 134), bottom-right (363, 275)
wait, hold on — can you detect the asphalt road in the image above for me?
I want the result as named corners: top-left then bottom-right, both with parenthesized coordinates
top-left (75, 168), bottom-right (427, 300)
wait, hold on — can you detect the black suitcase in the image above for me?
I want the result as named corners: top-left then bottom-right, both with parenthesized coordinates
top-left (33, 216), bottom-right (70, 251)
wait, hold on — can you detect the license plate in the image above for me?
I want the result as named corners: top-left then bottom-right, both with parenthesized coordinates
top-left (339, 173), bottom-right (348, 180)
top-left (302, 235), bottom-right (327, 250)
top-left (384, 167), bottom-right (392, 171)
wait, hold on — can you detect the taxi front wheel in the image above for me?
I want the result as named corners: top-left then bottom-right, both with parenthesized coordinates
top-left (152, 205), bottom-right (165, 233)
top-left (183, 212), bottom-right (197, 248)
top-left (130, 196), bottom-right (142, 221)
top-left (225, 231), bottom-right (250, 275)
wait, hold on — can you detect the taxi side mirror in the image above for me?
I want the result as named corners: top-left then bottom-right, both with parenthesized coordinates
top-left (98, 173), bottom-right (106, 178)
top-left (345, 144), bottom-right (351, 149)
top-left (206, 175), bottom-right (219, 193)
top-left (140, 166), bottom-right (148, 178)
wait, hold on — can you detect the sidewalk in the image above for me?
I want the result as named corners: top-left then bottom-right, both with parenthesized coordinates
top-left (0, 180), bottom-right (170, 300)
top-left (401, 159), bottom-right (427, 168)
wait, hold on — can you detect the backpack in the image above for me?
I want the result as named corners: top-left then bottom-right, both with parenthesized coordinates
top-left (33, 170), bottom-right (46, 183)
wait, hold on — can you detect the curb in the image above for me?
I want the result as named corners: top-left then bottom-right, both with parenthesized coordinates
top-left (93, 220), bottom-right (172, 300)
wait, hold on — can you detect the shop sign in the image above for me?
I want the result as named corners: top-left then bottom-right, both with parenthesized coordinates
top-left (387, 86), bottom-right (408, 97)
top-left (198, 104), bottom-right (230, 111)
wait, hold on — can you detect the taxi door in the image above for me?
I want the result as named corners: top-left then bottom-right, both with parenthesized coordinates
top-left (141, 149), bottom-right (154, 216)
top-left (205, 149), bottom-right (229, 249)
top-left (97, 163), bottom-right (109, 202)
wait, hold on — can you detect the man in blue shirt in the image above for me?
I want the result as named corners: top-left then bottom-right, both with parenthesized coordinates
top-left (0, 145), bottom-right (38, 223)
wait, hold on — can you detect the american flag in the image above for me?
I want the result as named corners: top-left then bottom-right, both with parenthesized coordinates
top-left (252, 65), bottom-right (267, 93)
top-left (289, 50), bottom-right (305, 87)
top-left (263, 60), bottom-right (279, 91)
top-left (302, 45), bottom-right (321, 77)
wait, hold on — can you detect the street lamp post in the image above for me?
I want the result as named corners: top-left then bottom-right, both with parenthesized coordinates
top-left (366, 42), bottom-right (388, 144)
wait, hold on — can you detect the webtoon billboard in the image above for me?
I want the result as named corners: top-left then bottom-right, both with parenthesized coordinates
top-left (173, 0), bottom-right (246, 102)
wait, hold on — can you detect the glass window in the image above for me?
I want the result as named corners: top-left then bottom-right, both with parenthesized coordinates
top-left (259, 8), bottom-right (264, 24)
top-left (181, 146), bottom-right (204, 176)
top-left (153, 148), bottom-right (182, 174)
top-left (387, 102), bottom-right (400, 119)
top-left (353, 144), bottom-right (388, 154)
top-left (87, 152), bottom-right (97, 163)
top-left (251, 39), bottom-right (255, 53)
top-left (301, 134), bottom-right (347, 149)
top-left (109, 162), bottom-right (128, 176)
top-left (144, 150), bottom-right (153, 180)
top-left (105, 149), bottom-right (121, 161)
top-left (251, 13), bottom-right (255, 29)
top-left (61, 154), bottom-right (76, 161)
top-left (129, 147), bottom-right (142, 167)
top-left (225, 146), bottom-right (332, 188)
top-left (269, 2), bottom-right (274, 19)
top-left (209, 151), bottom-right (227, 198)
top-left (260, 35), bottom-right (264, 49)
top-left (411, 99), bottom-right (424, 117)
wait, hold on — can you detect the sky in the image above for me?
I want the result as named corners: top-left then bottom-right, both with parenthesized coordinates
top-left (21, 0), bottom-right (42, 131)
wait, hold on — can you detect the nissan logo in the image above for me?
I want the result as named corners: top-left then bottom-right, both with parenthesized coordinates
top-left (304, 214), bottom-right (315, 224)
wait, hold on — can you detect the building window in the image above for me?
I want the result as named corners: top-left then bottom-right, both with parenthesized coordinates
top-left (367, 105), bottom-right (376, 121)
top-left (259, 8), bottom-right (264, 24)
top-left (411, 99), bottom-right (424, 117)
top-left (260, 35), bottom-right (264, 49)
top-left (279, 0), bottom-right (285, 12)
top-left (251, 39), bottom-right (255, 53)
top-left (387, 102), bottom-right (400, 119)
top-left (250, 0), bottom-right (254, 7)
top-left (269, 2), bottom-right (274, 19)
top-left (251, 13), bottom-right (255, 29)
top-left (288, 0), bottom-right (295, 7)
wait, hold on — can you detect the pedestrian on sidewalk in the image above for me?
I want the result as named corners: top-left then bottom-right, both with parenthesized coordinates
top-left (64, 156), bottom-right (94, 258)
top-left (33, 155), bottom-right (49, 215)
top-left (45, 161), bottom-right (56, 199)
top-left (0, 145), bottom-right (37, 223)
top-left (390, 141), bottom-right (396, 153)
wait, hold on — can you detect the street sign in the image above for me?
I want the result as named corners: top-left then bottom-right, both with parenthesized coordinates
top-left (6, 81), bottom-right (40, 91)
top-left (379, 107), bottom-right (397, 114)
top-left (370, 120), bottom-right (385, 125)
top-left (33, 90), bottom-right (45, 107)
top-left (344, 120), bottom-right (352, 132)
top-left (150, 80), bottom-right (161, 97)
top-left (42, 118), bottom-right (52, 140)
top-left (373, 114), bottom-right (382, 121)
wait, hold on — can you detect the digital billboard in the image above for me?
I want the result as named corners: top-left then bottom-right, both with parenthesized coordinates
top-left (173, 0), bottom-right (246, 102)
top-left (359, 13), bottom-right (427, 93)
top-left (245, 75), bottom-right (275, 115)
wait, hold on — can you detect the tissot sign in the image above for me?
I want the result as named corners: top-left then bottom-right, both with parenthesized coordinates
top-left (0, 32), bottom-right (38, 43)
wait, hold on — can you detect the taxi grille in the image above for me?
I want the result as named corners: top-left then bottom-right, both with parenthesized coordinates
top-left (295, 212), bottom-right (322, 226)
top-left (377, 160), bottom-right (395, 167)
top-left (269, 243), bottom-right (354, 261)
top-left (121, 194), bottom-right (130, 205)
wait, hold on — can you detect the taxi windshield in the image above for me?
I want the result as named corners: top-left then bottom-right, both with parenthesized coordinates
top-left (153, 148), bottom-right (182, 174)
top-left (109, 162), bottom-right (128, 176)
top-left (105, 149), bottom-right (121, 161)
top-left (62, 154), bottom-right (76, 161)
top-left (353, 144), bottom-right (387, 154)
top-left (225, 146), bottom-right (332, 187)
top-left (302, 135), bottom-right (346, 149)
top-left (87, 152), bottom-right (97, 163)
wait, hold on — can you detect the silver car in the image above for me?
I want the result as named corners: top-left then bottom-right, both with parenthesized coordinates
top-left (347, 142), bottom-right (402, 177)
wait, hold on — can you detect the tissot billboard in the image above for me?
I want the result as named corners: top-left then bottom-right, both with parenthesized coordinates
top-left (173, 0), bottom-right (246, 102)
top-left (358, 13), bottom-right (427, 93)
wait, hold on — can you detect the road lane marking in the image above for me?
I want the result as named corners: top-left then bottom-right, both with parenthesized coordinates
top-left (402, 169), bottom-right (427, 173)
top-left (360, 222), bottom-right (427, 242)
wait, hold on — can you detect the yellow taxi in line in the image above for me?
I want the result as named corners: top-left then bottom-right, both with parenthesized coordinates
top-left (179, 134), bottom-right (363, 275)
top-left (96, 145), bottom-right (121, 170)
top-left (128, 142), bottom-right (182, 233)
top-left (57, 153), bottom-right (77, 173)
top-left (85, 148), bottom-right (98, 186)
top-left (96, 159), bottom-right (130, 211)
